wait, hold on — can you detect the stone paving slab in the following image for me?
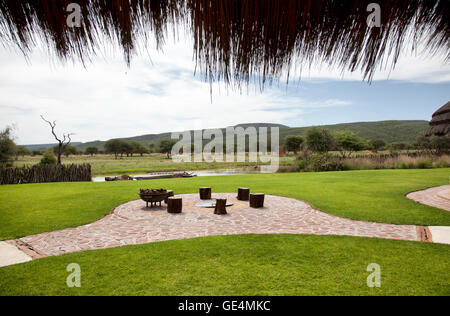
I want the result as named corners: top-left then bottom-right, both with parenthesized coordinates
top-left (0, 242), bottom-right (32, 268)
top-left (407, 185), bottom-right (450, 244)
top-left (407, 185), bottom-right (450, 212)
top-left (429, 226), bottom-right (450, 245)
top-left (14, 193), bottom-right (419, 258)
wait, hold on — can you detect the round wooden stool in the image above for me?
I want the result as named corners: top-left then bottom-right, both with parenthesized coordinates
top-left (199, 187), bottom-right (212, 200)
top-left (237, 188), bottom-right (250, 201)
top-left (250, 193), bottom-right (265, 208)
top-left (167, 197), bottom-right (182, 214)
top-left (214, 199), bottom-right (228, 215)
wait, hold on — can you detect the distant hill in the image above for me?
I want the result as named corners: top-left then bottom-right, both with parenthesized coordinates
top-left (24, 142), bottom-right (82, 151)
top-left (23, 121), bottom-right (429, 151)
top-left (279, 120), bottom-right (429, 144)
top-left (76, 123), bottom-right (289, 151)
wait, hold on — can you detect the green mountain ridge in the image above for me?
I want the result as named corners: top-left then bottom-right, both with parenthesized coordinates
top-left (25, 120), bottom-right (429, 151)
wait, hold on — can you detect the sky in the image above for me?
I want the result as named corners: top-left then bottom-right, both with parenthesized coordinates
top-left (0, 36), bottom-right (449, 145)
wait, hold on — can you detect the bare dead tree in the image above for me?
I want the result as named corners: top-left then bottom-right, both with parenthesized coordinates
top-left (40, 115), bottom-right (75, 165)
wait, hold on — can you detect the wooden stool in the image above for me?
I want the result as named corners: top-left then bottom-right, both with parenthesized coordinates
top-left (200, 187), bottom-right (212, 200)
top-left (167, 197), bottom-right (182, 214)
top-left (214, 199), bottom-right (228, 215)
top-left (250, 194), bottom-right (265, 208)
top-left (237, 188), bottom-right (250, 201)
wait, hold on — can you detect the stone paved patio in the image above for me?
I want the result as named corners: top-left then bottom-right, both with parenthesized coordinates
top-left (407, 185), bottom-right (450, 212)
top-left (13, 193), bottom-right (419, 258)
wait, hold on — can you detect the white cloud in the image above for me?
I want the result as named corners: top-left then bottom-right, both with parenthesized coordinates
top-left (0, 36), bottom-right (448, 144)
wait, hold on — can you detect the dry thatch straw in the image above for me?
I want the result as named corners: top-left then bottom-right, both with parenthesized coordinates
top-left (0, 1), bottom-right (448, 88)
top-left (426, 102), bottom-right (450, 136)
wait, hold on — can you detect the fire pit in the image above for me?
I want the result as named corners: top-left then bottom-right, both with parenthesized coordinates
top-left (139, 189), bottom-right (174, 208)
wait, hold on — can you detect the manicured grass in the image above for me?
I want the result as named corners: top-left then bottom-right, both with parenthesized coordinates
top-left (0, 235), bottom-right (448, 296)
top-left (0, 169), bottom-right (449, 241)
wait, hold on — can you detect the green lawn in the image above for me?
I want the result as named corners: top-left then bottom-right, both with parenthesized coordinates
top-left (0, 169), bottom-right (449, 241)
top-left (1, 169), bottom-right (449, 296)
top-left (0, 235), bottom-right (448, 296)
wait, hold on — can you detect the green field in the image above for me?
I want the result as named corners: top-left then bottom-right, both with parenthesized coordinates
top-left (1, 234), bottom-right (448, 296)
top-left (1, 169), bottom-right (449, 241)
top-left (13, 154), bottom-right (289, 176)
top-left (1, 169), bottom-right (449, 296)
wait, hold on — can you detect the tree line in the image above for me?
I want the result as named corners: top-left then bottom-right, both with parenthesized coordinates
top-left (284, 128), bottom-right (450, 157)
top-left (2, 124), bottom-right (449, 168)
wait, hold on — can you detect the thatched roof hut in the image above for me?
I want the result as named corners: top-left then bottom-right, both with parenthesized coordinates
top-left (0, 1), bottom-right (448, 88)
top-left (426, 102), bottom-right (450, 137)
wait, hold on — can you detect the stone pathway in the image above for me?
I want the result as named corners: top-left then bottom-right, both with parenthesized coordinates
top-left (0, 242), bottom-right (32, 268)
top-left (2, 188), bottom-right (449, 267)
top-left (429, 227), bottom-right (450, 244)
top-left (407, 185), bottom-right (450, 245)
top-left (9, 193), bottom-right (419, 258)
top-left (407, 185), bottom-right (450, 212)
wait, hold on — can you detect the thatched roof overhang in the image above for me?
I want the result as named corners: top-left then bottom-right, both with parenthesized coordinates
top-left (426, 102), bottom-right (450, 136)
top-left (0, 1), bottom-right (448, 88)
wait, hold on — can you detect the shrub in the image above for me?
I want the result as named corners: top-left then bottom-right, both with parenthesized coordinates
top-left (305, 128), bottom-right (336, 153)
top-left (295, 154), bottom-right (450, 172)
top-left (277, 165), bottom-right (300, 173)
top-left (297, 159), bottom-right (309, 171)
top-left (284, 136), bottom-right (304, 154)
top-left (0, 127), bottom-right (16, 167)
top-left (416, 159), bottom-right (432, 169)
top-left (40, 151), bottom-right (57, 165)
top-left (85, 147), bottom-right (99, 156)
top-left (433, 156), bottom-right (450, 168)
top-left (299, 153), bottom-right (344, 172)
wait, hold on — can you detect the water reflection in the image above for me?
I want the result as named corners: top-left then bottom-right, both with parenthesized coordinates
top-left (92, 168), bottom-right (261, 182)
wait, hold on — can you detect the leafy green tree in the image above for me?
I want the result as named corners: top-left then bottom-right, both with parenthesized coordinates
top-left (130, 141), bottom-right (148, 156)
top-left (306, 128), bottom-right (336, 153)
top-left (159, 139), bottom-right (177, 159)
top-left (284, 136), bottom-right (304, 154)
top-left (370, 139), bottom-right (386, 152)
top-left (415, 135), bottom-right (432, 151)
top-left (431, 136), bottom-right (450, 155)
top-left (64, 145), bottom-right (78, 157)
top-left (149, 142), bottom-right (156, 153)
top-left (389, 142), bottom-right (409, 151)
top-left (53, 145), bottom-right (78, 157)
top-left (105, 139), bottom-right (125, 159)
top-left (120, 141), bottom-right (134, 157)
top-left (15, 146), bottom-right (31, 159)
top-left (85, 147), bottom-right (99, 156)
top-left (335, 131), bottom-right (367, 158)
top-left (0, 127), bottom-right (16, 167)
top-left (415, 135), bottom-right (449, 155)
top-left (40, 150), bottom-right (57, 165)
